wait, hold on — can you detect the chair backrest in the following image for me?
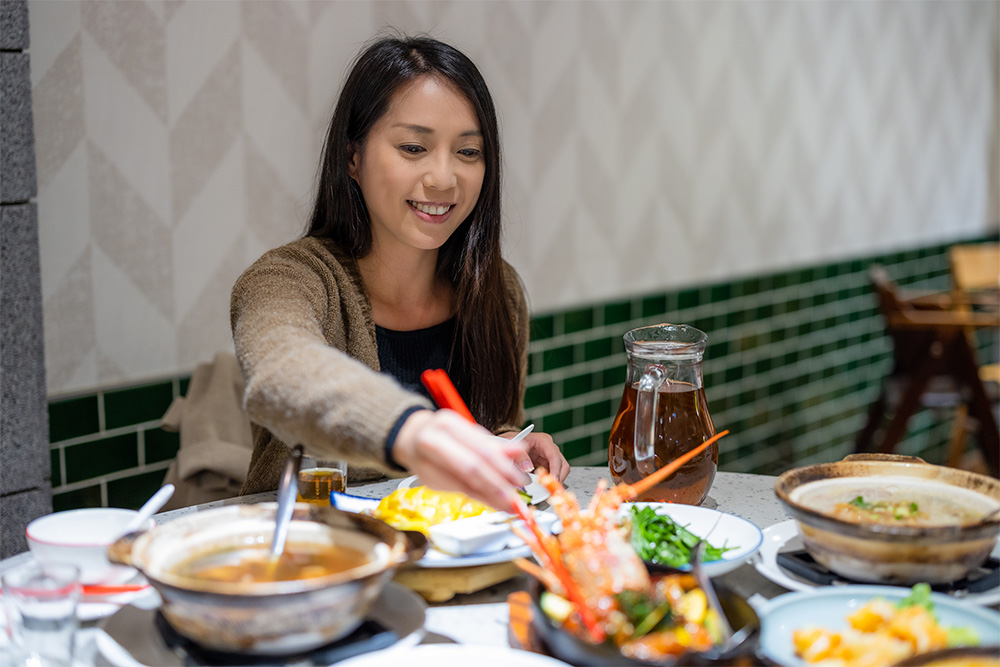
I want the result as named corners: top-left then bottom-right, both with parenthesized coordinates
top-left (949, 243), bottom-right (1000, 292)
top-left (868, 265), bottom-right (936, 375)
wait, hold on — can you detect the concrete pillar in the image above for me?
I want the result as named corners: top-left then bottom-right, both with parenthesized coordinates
top-left (1, 0), bottom-right (51, 558)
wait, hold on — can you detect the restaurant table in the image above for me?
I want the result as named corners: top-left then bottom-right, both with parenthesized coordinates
top-left (0, 468), bottom-right (837, 664)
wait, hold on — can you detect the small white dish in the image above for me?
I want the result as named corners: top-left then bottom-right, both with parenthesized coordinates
top-left (756, 585), bottom-right (1000, 667)
top-left (78, 581), bottom-right (159, 622)
top-left (620, 502), bottom-right (763, 577)
top-left (27, 508), bottom-right (155, 584)
top-left (754, 519), bottom-right (1000, 606)
top-left (396, 472), bottom-right (551, 506)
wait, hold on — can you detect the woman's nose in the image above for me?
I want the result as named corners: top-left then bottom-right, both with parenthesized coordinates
top-left (423, 152), bottom-right (457, 190)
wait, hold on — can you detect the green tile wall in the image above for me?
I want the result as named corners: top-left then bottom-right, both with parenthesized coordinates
top-left (46, 236), bottom-right (998, 510)
top-left (521, 235), bottom-right (999, 476)
top-left (47, 377), bottom-right (187, 510)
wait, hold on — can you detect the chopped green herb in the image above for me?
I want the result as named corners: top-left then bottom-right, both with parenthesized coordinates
top-left (849, 496), bottom-right (871, 509)
top-left (628, 505), bottom-right (736, 568)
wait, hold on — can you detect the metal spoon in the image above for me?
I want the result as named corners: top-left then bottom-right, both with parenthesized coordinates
top-left (269, 444), bottom-right (304, 564)
top-left (691, 541), bottom-right (734, 645)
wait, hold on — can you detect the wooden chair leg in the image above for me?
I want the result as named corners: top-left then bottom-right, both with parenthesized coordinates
top-left (855, 392), bottom-right (888, 454)
top-left (879, 364), bottom-right (936, 455)
top-left (945, 404), bottom-right (970, 469)
top-left (949, 335), bottom-right (1000, 476)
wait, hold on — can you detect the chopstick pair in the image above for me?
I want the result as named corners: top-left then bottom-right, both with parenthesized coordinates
top-left (420, 369), bottom-right (475, 423)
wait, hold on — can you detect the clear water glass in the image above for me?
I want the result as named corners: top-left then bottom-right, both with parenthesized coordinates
top-left (2, 560), bottom-right (80, 667)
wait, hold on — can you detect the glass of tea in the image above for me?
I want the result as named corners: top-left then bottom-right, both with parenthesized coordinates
top-left (608, 324), bottom-right (718, 505)
top-left (296, 456), bottom-right (348, 505)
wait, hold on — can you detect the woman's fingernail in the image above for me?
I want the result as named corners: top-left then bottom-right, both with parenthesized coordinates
top-left (518, 460), bottom-right (534, 472)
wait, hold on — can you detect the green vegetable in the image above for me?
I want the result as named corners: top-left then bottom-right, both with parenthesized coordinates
top-left (517, 488), bottom-right (532, 503)
top-left (849, 496), bottom-right (871, 509)
top-left (896, 582), bottom-right (933, 612)
top-left (628, 505), bottom-right (736, 568)
top-left (614, 589), bottom-right (673, 637)
top-left (946, 625), bottom-right (980, 647)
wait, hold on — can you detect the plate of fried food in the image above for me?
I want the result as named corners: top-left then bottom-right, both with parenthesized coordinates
top-left (757, 583), bottom-right (1000, 667)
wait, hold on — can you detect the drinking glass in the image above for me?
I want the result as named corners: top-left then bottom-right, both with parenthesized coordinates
top-left (2, 560), bottom-right (81, 667)
top-left (296, 456), bottom-right (348, 505)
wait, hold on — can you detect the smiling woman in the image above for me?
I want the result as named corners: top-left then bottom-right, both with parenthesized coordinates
top-left (231, 35), bottom-right (569, 514)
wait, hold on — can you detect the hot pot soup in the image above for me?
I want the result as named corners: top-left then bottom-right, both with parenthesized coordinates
top-left (171, 541), bottom-right (372, 584)
top-left (790, 477), bottom-right (998, 527)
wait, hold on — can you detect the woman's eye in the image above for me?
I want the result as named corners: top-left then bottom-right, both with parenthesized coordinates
top-left (400, 145), bottom-right (424, 154)
top-left (458, 148), bottom-right (483, 158)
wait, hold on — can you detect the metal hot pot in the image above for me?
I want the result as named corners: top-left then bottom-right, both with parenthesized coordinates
top-left (108, 502), bottom-right (425, 655)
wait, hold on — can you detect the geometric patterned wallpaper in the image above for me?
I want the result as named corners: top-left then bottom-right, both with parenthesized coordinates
top-left (28, 0), bottom-right (999, 396)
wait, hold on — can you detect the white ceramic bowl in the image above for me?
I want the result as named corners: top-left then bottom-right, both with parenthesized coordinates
top-left (27, 508), bottom-right (154, 584)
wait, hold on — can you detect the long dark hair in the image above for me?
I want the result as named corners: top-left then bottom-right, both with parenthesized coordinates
top-left (306, 35), bottom-right (519, 430)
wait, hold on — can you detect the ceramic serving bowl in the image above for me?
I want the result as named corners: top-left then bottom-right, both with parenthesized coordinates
top-left (108, 503), bottom-right (425, 655)
top-left (774, 454), bottom-right (1000, 585)
top-left (27, 508), bottom-right (155, 584)
top-left (528, 576), bottom-right (759, 666)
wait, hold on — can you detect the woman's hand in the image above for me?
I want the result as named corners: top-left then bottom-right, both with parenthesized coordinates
top-left (498, 430), bottom-right (570, 483)
top-left (391, 409), bottom-right (532, 513)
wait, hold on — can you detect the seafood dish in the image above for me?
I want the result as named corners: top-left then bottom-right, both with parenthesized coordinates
top-left (513, 431), bottom-right (758, 664)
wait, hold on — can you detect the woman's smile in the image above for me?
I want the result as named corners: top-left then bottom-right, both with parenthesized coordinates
top-left (408, 200), bottom-right (455, 219)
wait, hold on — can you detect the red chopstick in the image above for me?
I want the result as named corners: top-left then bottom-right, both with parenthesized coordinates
top-left (420, 369), bottom-right (475, 423)
top-left (82, 583), bottom-right (149, 596)
top-left (0, 582), bottom-right (149, 596)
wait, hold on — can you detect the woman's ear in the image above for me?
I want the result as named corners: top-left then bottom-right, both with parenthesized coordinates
top-left (347, 144), bottom-right (360, 182)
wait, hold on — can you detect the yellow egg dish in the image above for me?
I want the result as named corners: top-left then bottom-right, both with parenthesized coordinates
top-left (373, 487), bottom-right (493, 534)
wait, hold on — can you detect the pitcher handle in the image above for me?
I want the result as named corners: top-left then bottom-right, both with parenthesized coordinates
top-left (635, 364), bottom-right (667, 476)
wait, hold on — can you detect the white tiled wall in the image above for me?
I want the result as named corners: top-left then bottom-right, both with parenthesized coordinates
top-left (29, 0), bottom-right (999, 396)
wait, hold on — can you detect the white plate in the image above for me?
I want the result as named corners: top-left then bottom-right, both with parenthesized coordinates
top-left (757, 585), bottom-right (1000, 667)
top-left (397, 472), bottom-right (551, 506)
top-left (332, 492), bottom-right (556, 569)
top-left (620, 502), bottom-right (764, 577)
top-left (754, 520), bottom-right (1000, 606)
top-left (337, 644), bottom-right (572, 667)
top-left (95, 581), bottom-right (426, 667)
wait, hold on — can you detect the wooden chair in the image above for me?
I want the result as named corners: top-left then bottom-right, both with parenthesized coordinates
top-left (945, 243), bottom-right (999, 470)
top-left (854, 265), bottom-right (999, 476)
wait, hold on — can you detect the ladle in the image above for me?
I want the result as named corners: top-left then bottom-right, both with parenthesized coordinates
top-left (269, 444), bottom-right (304, 564)
top-left (123, 483), bottom-right (175, 533)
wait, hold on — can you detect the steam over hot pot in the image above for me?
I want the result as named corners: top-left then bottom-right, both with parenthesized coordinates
top-left (108, 503), bottom-right (424, 655)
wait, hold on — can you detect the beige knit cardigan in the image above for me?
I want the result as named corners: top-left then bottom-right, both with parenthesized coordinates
top-left (231, 236), bottom-right (530, 495)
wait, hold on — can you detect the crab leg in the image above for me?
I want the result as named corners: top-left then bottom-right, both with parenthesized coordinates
top-left (620, 430), bottom-right (729, 500)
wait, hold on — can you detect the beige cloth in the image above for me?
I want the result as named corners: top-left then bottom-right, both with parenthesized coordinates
top-left (160, 351), bottom-right (254, 510)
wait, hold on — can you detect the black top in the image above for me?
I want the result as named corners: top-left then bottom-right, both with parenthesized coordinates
top-left (376, 318), bottom-right (456, 403)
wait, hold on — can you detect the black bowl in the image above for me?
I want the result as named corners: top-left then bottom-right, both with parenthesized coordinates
top-left (527, 577), bottom-right (759, 666)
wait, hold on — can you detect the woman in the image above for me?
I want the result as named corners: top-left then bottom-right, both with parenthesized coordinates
top-left (232, 35), bottom-right (569, 512)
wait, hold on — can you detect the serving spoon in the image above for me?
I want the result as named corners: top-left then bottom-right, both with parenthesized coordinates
top-left (270, 444), bottom-right (304, 566)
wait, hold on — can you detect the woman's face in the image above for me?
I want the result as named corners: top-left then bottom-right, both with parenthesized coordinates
top-left (349, 75), bottom-right (486, 257)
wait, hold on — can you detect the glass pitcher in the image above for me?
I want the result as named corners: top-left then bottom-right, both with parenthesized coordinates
top-left (608, 324), bottom-right (717, 505)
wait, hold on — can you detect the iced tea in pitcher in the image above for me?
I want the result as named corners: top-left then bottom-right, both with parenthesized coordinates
top-left (608, 324), bottom-right (717, 505)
